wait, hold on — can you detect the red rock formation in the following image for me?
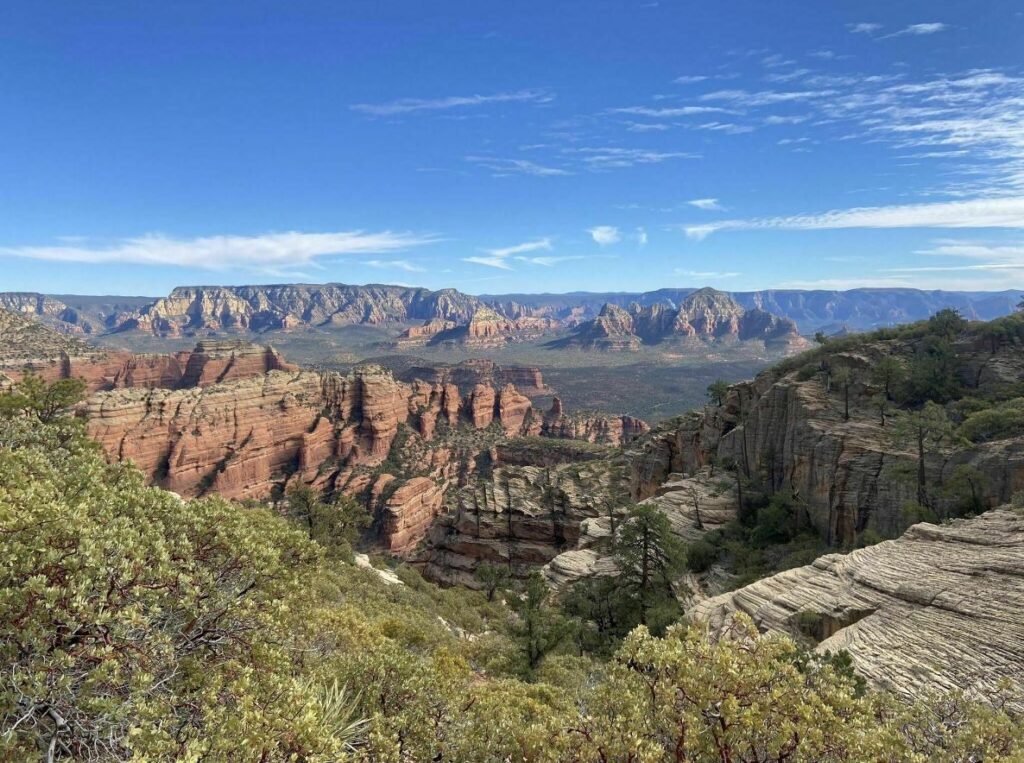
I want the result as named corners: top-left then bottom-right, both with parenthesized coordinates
top-left (542, 397), bottom-right (650, 445)
top-left (80, 358), bottom-right (648, 556)
top-left (498, 384), bottom-right (536, 436)
top-left (381, 477), bottom-right (448, 555)
top-left (466, 383), bottom-right (496, 428)
top-left (7, 340), bottom-right (295, 394)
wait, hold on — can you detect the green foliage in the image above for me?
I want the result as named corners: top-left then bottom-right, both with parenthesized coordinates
top-left (942, 464), bottom-right (988, 517)
top-left (695, 491), bottom-right (829, 589)
top-left (706, 378), bottom-right (729, 406)
top-left (960, 397), bottom-right (1024, 442)
top-left (474, 561), bottom-right (511, 602)
top-left (0, 415), bottom-right (361, 760)
top-left (2, 392), bottom-right (1022, 761)
top-left (614, 504), bottom-right (687, 633)
top-left (901, 334), bottom-right (963, 404)
top-left (285, 483), bottom-right (370, 561)
top-left (508, 571), bottom-right (574, 675)
top-left (871, 355), bottom-right (906, 401)
top-left (0, 371), bottom-right (86, 423)
top-left (890, 402), bottom-right (958, 508)
top-left (684, 537), bottom-right (719, 573)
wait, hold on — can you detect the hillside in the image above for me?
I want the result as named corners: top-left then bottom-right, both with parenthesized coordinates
top-left (2, 377), bottom-right (1022, 760)
top-left (0, 309), bottom-right (101, 367)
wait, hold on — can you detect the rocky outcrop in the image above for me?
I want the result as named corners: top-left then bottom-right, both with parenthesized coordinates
top-left (3, 334), bottom-right (296, 395)
top-left (420, 458), bottom-right (629, 586)
top-left (630, 332), bottom-right (1024, 545)
top-left (0, 309), bottom-right (102, 367)
top-left (689, 508), bottom-right (1024, 708)
top-left (396, 307), bottom-right (559, 348)
top-left (542, 398), bottom-right (649, 444)
top-left (9, 286), bottom-right (1023, 338)
top-left (81, 359), bottom-right (646, 557)
top-left (556, 289), bottom-right (806, 352)
top-left (113, 284), bottom-right (486, 335)
top-left (381, 477), bottom-right (449, 555)
top-left (397, 359), bottom-right (550, 397)
top-left (556, 304), bottom-right (640, 352)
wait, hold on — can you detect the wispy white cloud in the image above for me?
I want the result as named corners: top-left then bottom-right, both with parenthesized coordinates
top-left (848, 22), bottom-right (882, 34)
top-left (486, 238), bottom-right (554, 258)
top-left (636, 227), bottom-right (649, 246)
top-left (363, 259), bottom-right (426, 272)
top-left (464, 238), bottom-right (553, 270)
top-left (673, 75), bottom-right (709, 84)
top-left (610, 105), bottom-right (731, 117)
top-left (696, 121), bottom-right (755, 134)
top-left (463, 255), bottom-right (514, 270)
top-left (588, 226), bottom-right (621, 246)
top-left (687, 198), bottom-right (724, 211)
top-left (684, 197), bottom-right (1024, 239)
top-left (515, 255), bottom-right (587, 266)
top-left (569, 147), bottom-right (700, 170)
top-left (624, 121), bottom-right (671, 132)
top-left (881, 22), bottom-right (948, 39)
top-left (699, 89), bottom-right (836, 107)
top-left (351, 89), bottom-right (553, 116)
top-left (466, 156), bottom-right (571, 176)
top-left (0, 231), bottom-right (438, 273)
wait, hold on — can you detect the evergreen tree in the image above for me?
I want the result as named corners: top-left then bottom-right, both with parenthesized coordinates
top-left (474, 561), bottom-right (511, 602)
top-left (285, 484), bottom-right (369, 560)
top-left (706, 379), bottom-right (730, 407)
top-left (509, 570), bottom-right (572, 674)
top-left (614, 504), bottom-right (686, 631)
top-left (0, 371), bottom-right (85, 423)
top-left (890, 402), bottom-right (958, 509)
top-left (831, 366), bottom-right (856, 420)
top-left (870, 355), bottom-right (905, 401)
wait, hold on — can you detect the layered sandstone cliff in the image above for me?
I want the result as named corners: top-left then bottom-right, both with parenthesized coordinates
top-left (688, 508), bottom-right (1024, 708)
top-left (3, 334), bottom-right (296, 395)
top-left (397, 359), bottom-right (550, 397)
top-left (630, 331), bottom-right (1024, 545)
top-left (80, 359), bottom-right (646, 557)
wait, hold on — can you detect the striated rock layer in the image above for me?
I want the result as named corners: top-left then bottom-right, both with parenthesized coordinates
top-left (689, 508), bottom-right (1024, 708)
top-left (629, 333), bottom-right (1024, 545)
top-left (4, 338), bottom-right (295, 394)
top-left (81, 362), bottom-right (646, 557)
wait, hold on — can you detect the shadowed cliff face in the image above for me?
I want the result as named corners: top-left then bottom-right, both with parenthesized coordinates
top-left (630, 326), bottom-right (1024, 546)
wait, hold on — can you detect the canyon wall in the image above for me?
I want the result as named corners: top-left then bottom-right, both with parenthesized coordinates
top-left (630, 333), bottom-right (1024, 545)
top-left (80, 358), bottom-right (647, 557)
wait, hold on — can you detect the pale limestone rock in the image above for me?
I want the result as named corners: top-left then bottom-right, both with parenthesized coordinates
top-left (689, 508), bottom-right (1024, 708)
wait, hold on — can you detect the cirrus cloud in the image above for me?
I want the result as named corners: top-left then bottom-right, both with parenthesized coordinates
top-left (350, 89), bottom-right (553, 116)
top-left (0, 231), bottom-right (439, 273)
top-left (684, 197), bottom-right (1024, 239)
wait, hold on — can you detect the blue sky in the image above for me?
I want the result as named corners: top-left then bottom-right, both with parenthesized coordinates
top-left (2, 0), bottom-right (1023, 296)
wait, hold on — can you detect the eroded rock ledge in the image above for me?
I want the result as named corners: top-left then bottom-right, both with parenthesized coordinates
top-left (688, 508), bottom-right (1024, 707)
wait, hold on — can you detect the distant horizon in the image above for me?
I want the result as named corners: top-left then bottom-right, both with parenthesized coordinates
top-left (7, 281), bottom-right (1023, 302)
